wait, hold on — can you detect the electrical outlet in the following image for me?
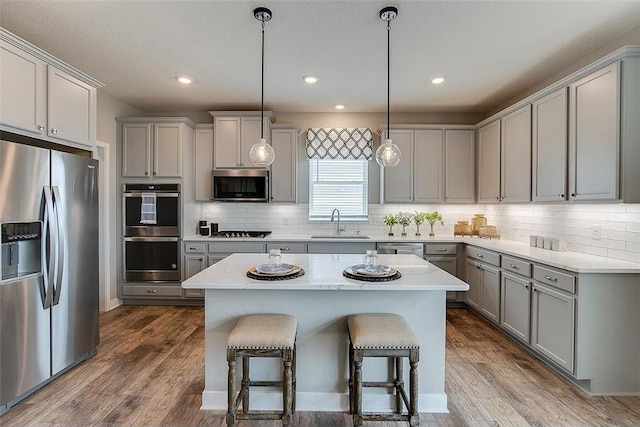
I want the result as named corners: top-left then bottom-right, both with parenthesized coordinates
top-left (592, 225), bottom-right (602, 240)
top-left (282, 217), bottom-right (289, 226)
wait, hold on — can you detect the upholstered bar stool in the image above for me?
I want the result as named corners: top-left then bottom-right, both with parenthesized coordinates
top-left (347, 313), bottom-right (420, 427)
top-left (226, 313), bottom-right (298, 426)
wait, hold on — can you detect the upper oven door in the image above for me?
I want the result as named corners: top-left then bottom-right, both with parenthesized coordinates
top-left (123, 187), bottom-right (180, 237)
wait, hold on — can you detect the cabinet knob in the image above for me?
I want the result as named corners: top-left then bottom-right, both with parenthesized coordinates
top-left (570, 193), bottom-right (576, 197)
top-left (153, 171), bottom-right (157, 176)
top-left (495, 196), bottom-right (500, 200)
top-left (199, 258), bottom-right (203, 261)
top-left (51, 128), bottom-right (58, 134)
top-left (525, 284), bottom-right (530, 290)
top-left (559, 194), bottom-right (565, 198)
top-left (38, 125), bottom-right (45, 131)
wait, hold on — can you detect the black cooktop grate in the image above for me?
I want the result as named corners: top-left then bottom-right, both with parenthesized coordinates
top-left (209, 231), bottom-right (272, 238)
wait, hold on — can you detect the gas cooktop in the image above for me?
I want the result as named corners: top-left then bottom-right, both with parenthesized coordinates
top-left (209, 231), bottom-right (272, 238)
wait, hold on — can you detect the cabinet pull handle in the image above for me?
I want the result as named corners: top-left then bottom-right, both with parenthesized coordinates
top-left (544, 275), bottom-right (558, 282)
top-left (280, 247), bottom-right (291, 252)
top-left (437, 248), bottom-right (447, 252)
top-left (146, 289), bottom-right (157, 294)
top-left (477, 253), bottom-right (484, 258)
top-left (51, 128), bottom-right (58, 134)
top-left (38, 125), bottom-right (45, 131)
top-left (199, 258), bottom-right (203, 261)
top-left (509, 263), bottom-right (519, 269)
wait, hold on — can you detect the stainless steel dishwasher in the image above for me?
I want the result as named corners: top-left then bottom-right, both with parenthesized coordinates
top-left (377, 242), bottom-right (424, 257)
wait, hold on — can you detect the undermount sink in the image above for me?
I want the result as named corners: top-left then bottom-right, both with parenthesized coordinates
top-left (310, 235), bottom-right (370, 239)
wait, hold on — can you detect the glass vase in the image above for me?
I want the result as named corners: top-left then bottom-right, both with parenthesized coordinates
top-left (429, 222), bottom-right (435, 237)
top-left (415, 223), bottom-right (421, 236)
top-left (401, 225), bottom-right (407, 236)
top-left (388, 225), bottom-right (394, 236)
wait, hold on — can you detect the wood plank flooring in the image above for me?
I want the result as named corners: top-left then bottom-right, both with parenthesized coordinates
top-left (2, 306), bottom-right (639, 426)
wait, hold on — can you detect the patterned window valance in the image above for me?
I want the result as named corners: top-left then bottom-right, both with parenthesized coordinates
top-left (306, 128), bottom-right (373, 160)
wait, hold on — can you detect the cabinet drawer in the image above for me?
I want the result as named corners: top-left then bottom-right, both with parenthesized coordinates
top-left (123, 285), bottom-right (183, 297)
top-left (267, 242), bottom-right (306, 254)
top-left (533, 265), bottom-right (575, 294)
top-left (183, 288), bottom-right (205, 298)
top-left (208, 242), bottom-right (266, 253)
top-left (466, 247), bottom-right (500, 267)
top-left (502, 255), bottom-right (532, 277)
top-left (424, 243), bottom-right (458, 255)
top-left (184, 242), bottom-right (206, 253)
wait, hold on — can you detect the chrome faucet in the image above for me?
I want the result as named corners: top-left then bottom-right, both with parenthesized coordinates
top-left (331, 208), bottom-right (346, 235)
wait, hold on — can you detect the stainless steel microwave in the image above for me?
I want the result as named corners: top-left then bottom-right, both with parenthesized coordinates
top-left (211, 169), bottom-right (269, 202)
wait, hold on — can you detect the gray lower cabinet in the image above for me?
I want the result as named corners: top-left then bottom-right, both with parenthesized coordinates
top-left (465, 247), bottom-right (501, 323)
top-left (183, 254), bottom-right (207, 298)
top-left (500, 272), bottom-right (531, 343)
top-left (531, 281), bottom-right (575, 373)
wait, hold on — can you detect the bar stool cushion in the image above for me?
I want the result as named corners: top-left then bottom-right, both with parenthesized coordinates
top-left (227, 313), bottom-right (297, 350)
top-left (348, 313), bottom-right (419, 349)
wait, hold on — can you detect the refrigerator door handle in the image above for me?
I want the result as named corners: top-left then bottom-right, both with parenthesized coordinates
top-left (42, 186), bottom-right (56, 309)
top-left (52, 186), bottom-right (65, 306)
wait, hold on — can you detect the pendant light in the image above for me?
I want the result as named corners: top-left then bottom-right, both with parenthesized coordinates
top-left (375, 6), bottom-right (401, 168)
top-left (249, 7), bottom-right (275, 166)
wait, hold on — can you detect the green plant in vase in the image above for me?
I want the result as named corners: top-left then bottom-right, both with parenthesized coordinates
top-left (425, 211), bottom-right (444, 237)
top-left (383, 213), bottom-right (398, 236)
top-left (396, 212), bottom-right (413, 236)
top-left (413, 211), bottom-right (427, 236)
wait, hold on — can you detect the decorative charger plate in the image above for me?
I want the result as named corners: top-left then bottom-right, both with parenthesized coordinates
top-left (342, 265), bottom-right (401, 282)
top-left (255, 263), bottom-right (296, 275)
top-left (247, 265), bottom-right (305, 281)
top-left (351, 264), bottom-right (392, 276)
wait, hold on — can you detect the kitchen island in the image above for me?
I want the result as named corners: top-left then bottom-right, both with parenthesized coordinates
top-left (182, 253), bottom-right (469, 413)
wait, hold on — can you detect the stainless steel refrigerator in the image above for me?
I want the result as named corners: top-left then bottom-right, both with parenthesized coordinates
top-left (0, 140), bottom-right (99, 414)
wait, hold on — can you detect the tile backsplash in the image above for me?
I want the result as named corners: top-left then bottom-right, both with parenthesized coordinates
top-left (198, 203), bottom-right (640, 263)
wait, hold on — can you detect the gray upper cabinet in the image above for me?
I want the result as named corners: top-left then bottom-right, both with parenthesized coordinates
top-left (477, 120), bottom-right (501, 203)
top-left (500, 105), bottom-right (532, 203)
top-left (414, 130), bottom-right (444, 203)
top-left (1, 29), bottom-right (100, 149)
top-left (569, 63), bottom-right (619, 201)
top-left (532, 88), bottom-right (568, 202)
top-left (444, 130), bottom-right (475, 203)
top-left (211, 111), bottom-right (274, 169)
top-left (270, 125), bottom-right (300, 203)
top-left (119, 117), bottom-right (195, 179)
top-left (382, 129), bottom-right (414, 203)
top-left (194, 125), bottom-right (214, 201)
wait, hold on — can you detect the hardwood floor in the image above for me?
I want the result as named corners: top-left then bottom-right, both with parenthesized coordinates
top-left (2, 306), bottom-right (639, 426)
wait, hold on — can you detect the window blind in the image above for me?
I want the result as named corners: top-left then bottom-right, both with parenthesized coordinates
top-left (308, 159), bottom-right (368, 220)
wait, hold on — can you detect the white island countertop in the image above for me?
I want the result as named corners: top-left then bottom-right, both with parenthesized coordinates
top-left (182, 253), bottom-right (469, 291)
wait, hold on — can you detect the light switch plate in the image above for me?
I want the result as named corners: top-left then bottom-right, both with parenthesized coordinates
top-left (592, 225), bottom-right (602, 240)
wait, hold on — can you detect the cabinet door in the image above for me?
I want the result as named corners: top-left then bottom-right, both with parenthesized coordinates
top-left (532, 88), bottom-right (568, 202)
top-left (383, 130), bottom-right (414, 203)
top-left (47, 66), bottom-right (95, 147)
top-left (477, 120), bottom-right (501, 203)
top-left (271, 128), bottom-right (298, 202)
top-left (214, 117), bottom-right (241, 168)
top-left (153, 123), bottom-right (182, 177)
top-left (0, 41), bottom-right (46, 136)
top-left (414, 130), bottom-right (443, 203)
top-left (240, 117), bottom-right (263, 167)
top-left (500, 105), bottom-right (531, 203)
top-left (427, 257), bottom-right (457, 276)
top-left (444, 130), bottom-right (475, 203)
top-left (569, 62), bottom-right (619, 201)
top-left (501, 272), bottom-right (531, 343)
top-left (122, 123), bottom-right (151, 177)
top-left (465, 258), bottom-right (482, 309)
top-left (194, 127), bottom-right (214, 201)
top-left (184, 254), bottom-right (206, 280)
top-left (481, 264), bottom-right (501, 323)
top-left (531, 283), bottom-right (575, 373)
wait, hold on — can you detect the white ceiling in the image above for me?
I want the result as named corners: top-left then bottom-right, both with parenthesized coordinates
top-left (1, 0), bottom-right (639, 114)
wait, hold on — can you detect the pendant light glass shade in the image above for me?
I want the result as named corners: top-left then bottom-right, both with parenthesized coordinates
top-left (250, 7), bottom-right (275, 166)
top-left (375, 138), bottom-right (401, 167)
top-left (376, 6), bottom-right (400, 168)
top-left (249, 137), bottom-right (275, 166)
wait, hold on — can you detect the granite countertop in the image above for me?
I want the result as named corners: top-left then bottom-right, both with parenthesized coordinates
top-left (183, 234), bottom-right (640, 274)
top-left (181, 253), bottom-right (470, 291)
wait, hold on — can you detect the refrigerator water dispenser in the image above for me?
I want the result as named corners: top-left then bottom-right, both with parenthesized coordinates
top-left (1, 222), bottom-right (42, 282)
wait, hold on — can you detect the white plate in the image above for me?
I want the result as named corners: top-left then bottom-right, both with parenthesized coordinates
top-left (255, 263), bottom-right (296, 275)
top-left (352, 264), bottom-right (393, 276)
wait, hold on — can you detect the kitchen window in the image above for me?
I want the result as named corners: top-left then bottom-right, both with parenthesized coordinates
top-left (308, 159), bottom-right (368, 221)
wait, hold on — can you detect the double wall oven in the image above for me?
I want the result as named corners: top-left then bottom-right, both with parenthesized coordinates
top-left (122, 184), bottom-right (180, 282)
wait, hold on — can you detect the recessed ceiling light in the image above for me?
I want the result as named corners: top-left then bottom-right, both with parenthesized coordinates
top-left (303, 75), bottom-right (318, 84)
top-left (176, 76), bottom-right (192, 84)
top-left (334, 104), bottom-right (345, 110)
top-left (431, 76), bottom-right (446, 85)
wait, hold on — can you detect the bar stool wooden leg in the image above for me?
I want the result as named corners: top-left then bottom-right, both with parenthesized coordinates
top-left (348, 342), bottom-right (354, 414)
top-left (409, 349), bottom-right (420, 427)
top-left (395, 356), bottom-right (403, 414)
top-left (292, 345), bottom-right (297, 412)
top-left (353, 350), bottom-right (364, 426)
top-left (226, 349), bottom-right (237, 426)
top-left (241, 356), bottom-right (250, 414)
top-left (283, 348), bottom-right (293, 426)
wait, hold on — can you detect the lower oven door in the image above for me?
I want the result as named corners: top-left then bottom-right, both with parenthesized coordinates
top-left (123, 237), bottom-right (180, 282)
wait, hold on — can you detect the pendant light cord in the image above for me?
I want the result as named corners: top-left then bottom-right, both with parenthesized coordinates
top-left (261, 19), bottom-right (265, 140)
top-left (386, 19), bottom-right (391, 138)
